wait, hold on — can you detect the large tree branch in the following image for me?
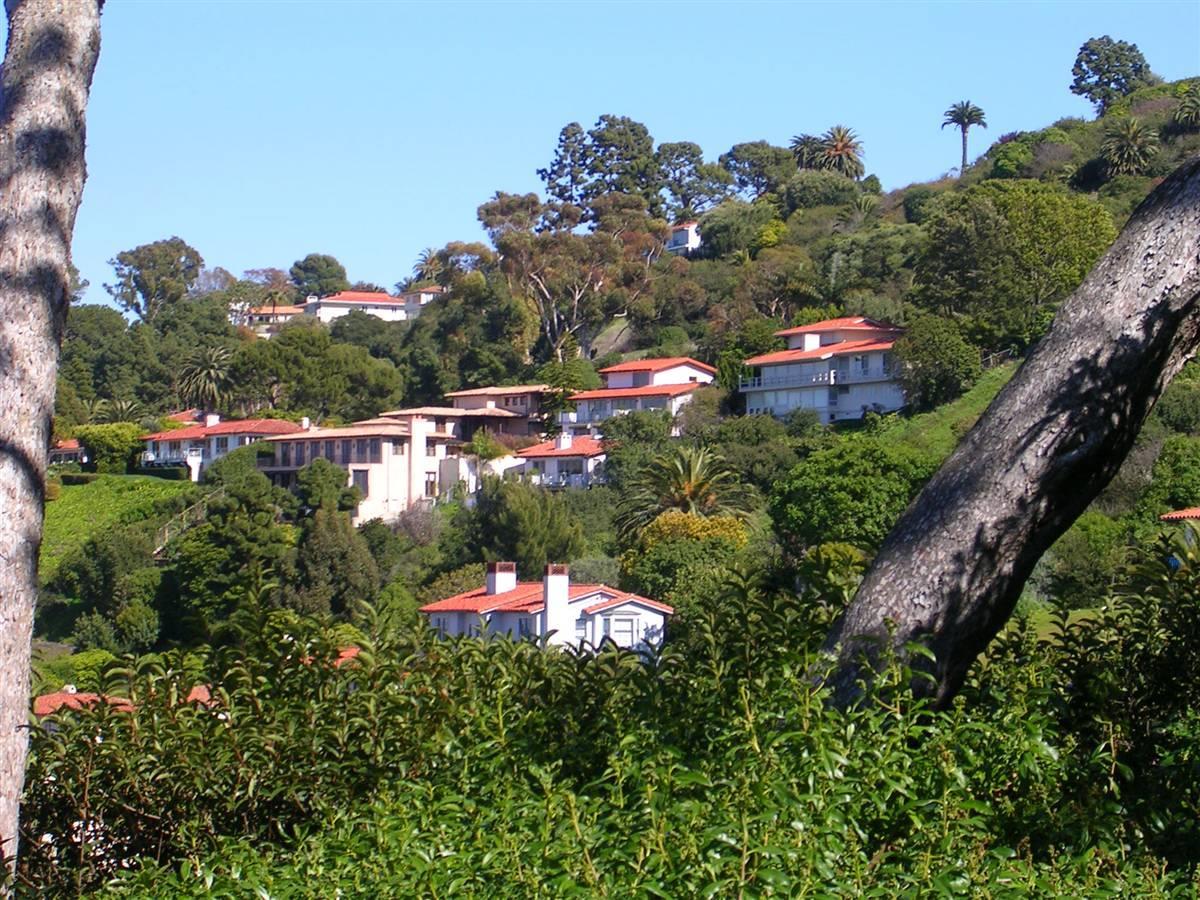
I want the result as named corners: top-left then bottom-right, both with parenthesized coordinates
top-left (823, 157), bottom-right (1200, 708)
top-left (0, 0), bottom-right (101, 870)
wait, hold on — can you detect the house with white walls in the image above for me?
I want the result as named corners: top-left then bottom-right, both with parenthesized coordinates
top-left (445, 384), bottom-right (550, 437)
top-left (562, 357), bottom-right (716, 437)
top-left (301, 287), bottom-right (446, 325)
top-left (666, 221), bottom-right (701, 256)
top-left (419, 562), bottom-right (672, 651)
top-left (242, 304), bottom-right (307, 338)
top-left (141, 415), bottom-right (304, 481)
top-left (517, 434), bottom-right (606, 488)
top-left (739, 317), bottom-right (905, 424)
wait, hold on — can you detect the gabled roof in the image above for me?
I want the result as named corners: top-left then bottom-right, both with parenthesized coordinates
top-left (167, 409), bottom-right (202, 423)
top-left (33, 691), bottom-right (133, 718)
top-left (309, 290), bottom-right (406, 306)
top-left (570, 383), bottom-right (704, 402)
top-left (775, 317), bottom-right (901, 338)
top-left (264, 420), bottom-right (411, 441)
top-left (1161, 507), bottom-right (1200, 521)
top-left (518, 436), bottom-right (606, 459)
top-left (745, 339), bottom-right (898, 368)
top-left (143, 419), bottom-right (304, 442)
top-left (248, 304), bottom-right (305, 316)
top-left (445, 384), bottom-right (549, 398)
top-left (380, 406), bottom-right (520, 418)
top-left (599, 357), bottom-right (717, 376)
top-left (419, 582), bottom-right (673, 616)
top-left (52, 438), bottom-right (80, 451)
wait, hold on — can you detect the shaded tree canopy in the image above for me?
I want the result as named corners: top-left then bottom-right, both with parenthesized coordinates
top-left (105, 237), bottom-right (204, 325)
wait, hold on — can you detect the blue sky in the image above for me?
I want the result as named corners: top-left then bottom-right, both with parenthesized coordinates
top-left (14, 1), bottom-right (1200, 304)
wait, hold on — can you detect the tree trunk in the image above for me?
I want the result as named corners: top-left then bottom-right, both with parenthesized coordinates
top-left (960, 128), bottom-right (968, 176)
top-left (823, 157), bottom-right (1200, 708)
top-left (0, 0), bottom-right (101, 870)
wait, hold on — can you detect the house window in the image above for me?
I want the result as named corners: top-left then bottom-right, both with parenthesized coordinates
top-left (612, 617), bottom-right (636, 645)
top-left (602, 618), bottom-right (612, 637)
top-left (575, 616), bottom-right (587, 643)
top-left (280, 443), bottom-right (291, 466)
top-left (858, 355), bottom-right (869, 375)
top-left (882, 352), bottom-right (893, 376)
top-left (355, 439), bottom-right (368, 460)
top-left (324, 440), bottom-right (335, 461)
top-left (351, 469), bottom-right (369, 498)
top-left (295, 442), bottom-right (306, 465)
top-left (168, 441), bottom-right (181, 455)
top-left (393, 439), bottom-right (405, 455)
top-left (215, 437), bottom-right (229, 453)
top-left (426, 443), bottom-right (438, 457)
top-left (518, 617), bottom-right (533, 638)
top-left (425, 473), bottom-right (438, 498)
top-left (369, 438), bottom-right (381, 463)
top-left (433, 615), bottom-right (450, 635)
top-left (435, 418), bottom-right (446, 432)
top-left (341, 439), bottom-right (353, 463)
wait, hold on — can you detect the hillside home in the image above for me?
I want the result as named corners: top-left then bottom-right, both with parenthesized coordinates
top-left (739, 317), bottom-right (905, 424)
top-left (243, 304), bottom-right (306, 338)
top-left (302, 287), bottom-right (446, 325)
top-left (517, 434), bottom-right (606, 488)
top-left (49, 439), bottom-right (85, 466)
top-left (563, 357), bottom-right (716, 437)
top-left (444, 384), bottom-right (550, 436)
top-left (666, 221), bottom-right (701, 256)
top-left (141, 415), bottom-right (304, 481)
top-left (420, 562), bottom-right (672, 651)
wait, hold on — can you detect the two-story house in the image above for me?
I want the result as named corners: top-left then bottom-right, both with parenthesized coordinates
top-left (517, 433), bottom-right (606, 489)
top-left (665, 221), bottom-right (701, 256)
top-left (563, 357), bottom-right (716, 437)
top-left (142, 415), bottom-right (304, 481)
top-left (445, 384), bottom-right (549, 436)
top-left (300, 287), bottom-right (447, 325)
top-left (243, 304), bottom-right (306, 338)
top-left (739, 317), bottom-right (905, 424)
top-left (420, 562), bottom-right (672, 652)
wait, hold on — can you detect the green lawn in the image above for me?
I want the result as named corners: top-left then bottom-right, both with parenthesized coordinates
top-left (879, 362), bottom-right (1020, 461)
top-left (40, 475), bottom-right (195, 581)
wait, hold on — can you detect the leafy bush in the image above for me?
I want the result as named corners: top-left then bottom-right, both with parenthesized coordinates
top-left (783, 169), bottom-right (859, 214)
top-left (59, 473), bottom-right (99, 486)
top-left (75, 422), bottom-right (145, 474)
top-left (133, 465), bottom-right (190, 480)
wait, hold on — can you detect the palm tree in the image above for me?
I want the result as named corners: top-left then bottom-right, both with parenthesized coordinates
top-left (790, 133), bottom-right (823, 169)
top-left (81, 397), bottom-right (109, 424)
top-left (836, 195), bottom-right (878, 232)
top-left (941, 101), bottom-right (987, 177)
top-left (615, 445), bottom-right (754, 538)
top-left (1173, 85), bottom-right (1200, 132)
top-left (1101, 117), bottom-right (1158, 176)
top-left (412, 247), bottom-right (443, 285)
top-left (179, 345), bottom-right (232, 412)
top-left (818, 126), bottom-right (865, 179)
top-left (102, 398), bottom-right (145, 423)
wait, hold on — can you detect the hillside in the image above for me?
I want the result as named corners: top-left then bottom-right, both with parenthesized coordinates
top-left (39, 475), bottom-right (195, 581)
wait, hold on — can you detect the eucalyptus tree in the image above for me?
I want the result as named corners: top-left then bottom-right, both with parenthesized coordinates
top-left (941, 101), bottom-right (987, 176)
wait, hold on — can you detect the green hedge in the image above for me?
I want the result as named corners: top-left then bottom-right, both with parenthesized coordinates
top-left (134, 466), bottom-right (191, 481)
top-left (60, 473), bottom-right (100, 486)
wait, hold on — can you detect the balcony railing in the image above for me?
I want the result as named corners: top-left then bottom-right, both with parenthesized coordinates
top-left (739, 368), bottom-right (894, 391)
top-left (526, 471), bottom-right (607, 489)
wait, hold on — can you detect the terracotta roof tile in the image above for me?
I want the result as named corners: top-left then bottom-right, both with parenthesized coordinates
top-left (143, 419), bottom-right (303, 442)
top-left (517, 437), bottom-right (606, 459)
top-left (599, 356), bottom-right (717, 376)
top-left (745, 339), bottom-right (897, 367)
top-left (1161, 507), bottom-right (1200, 521)
top-left (774, 316), bottom-right (901, 337)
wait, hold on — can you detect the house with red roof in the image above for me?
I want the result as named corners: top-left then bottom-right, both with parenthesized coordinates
top-left (142, 414), bottom-right (304, 481)
top-left (563, 356), bottom-right (716, 437)
top-left (666, 221), bottom-right (701, 256)
top-left (517, 433), bottom-right (606, 488)
top-left (420, 562), bottom-right (672, 651)
top-left (303, 287), bottom-right (446, 325)
top-left (739, 317), bottom-right (906, 424)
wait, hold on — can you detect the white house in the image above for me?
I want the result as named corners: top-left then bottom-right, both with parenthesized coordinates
top-left (563, 356), bottom-right (716, 437)
top-left (739, 317), bottom-right (905, 424)
top-left (301, 287), bottom-right (446, 325)
top-left (242, 304), bottom-right (306, 338)
top-left (665, 221), bottom-right (701, 256)
top-left (141, 415), bottom-right (304, 481)
top-left (419, 562), bottom-right (672, 652)
top-left (517, 433), bottom-right (606, 489)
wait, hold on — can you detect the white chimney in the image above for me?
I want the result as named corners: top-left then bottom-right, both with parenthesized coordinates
top-left (541, 564), bottom-right (572, 644)
top-left (554, 432), bottom-right (573, 450)
top-left (204, 413), bottom-right (220, 428)
top-left (485, 561), bottom-right (517, 595)
top-left (301, 416), bottom-right (311, 430)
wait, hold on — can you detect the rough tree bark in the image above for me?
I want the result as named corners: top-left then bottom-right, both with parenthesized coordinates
top-left (824, 157), bottom-right (1200, 708)
top-left (0, 0), bottom-right (101, 870)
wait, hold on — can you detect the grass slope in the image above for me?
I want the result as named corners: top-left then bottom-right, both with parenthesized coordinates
top-left (40, 475), bottom-right (194, 580)
top-left (879, 362), bottom-right (1019, 461)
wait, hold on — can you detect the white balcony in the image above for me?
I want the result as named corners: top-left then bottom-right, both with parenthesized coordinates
top-left (739, 368), bottom-right (894, 391)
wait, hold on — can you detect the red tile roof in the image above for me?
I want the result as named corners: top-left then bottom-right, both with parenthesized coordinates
top-left (570, 383), bottom-right (703, 402)
top-left (142, 418), bottom-right (304, 442)
top-left (167, 409), bottom-right (202, 423)
top-left (599, 357), bottom-right (717, 376)
top-left (745, 339), bottom-right (897, 367)
top-left (419, 581), bottom-right (673, 616)
top-left (517, 436), bottom-right (606, 459)
top-left (775, 317), bottom-right (901, 337)
top-left (1161, 507), bottom-right (1200, 521)
top-left (33, 691), bottom-right (133, 718)
top-left (248, 304), bottom-right (305, 316)
top-left (53, 438), bottom-right (80, 451)
top-left (313, 289), bottom-right (444, 307)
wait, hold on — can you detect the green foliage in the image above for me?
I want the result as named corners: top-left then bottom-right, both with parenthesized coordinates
top-left (1136, 434), bottom-right (1200, 526)
top-left (115, 600), bottom-right (161, 653)
top-left (471, 479), bottom-right (585, 578)
top-left (894, 315), bottom-right (982, 411)
top-left (415, 562), bottom-right (487, 606)
top-left (568, 555), bottom-right (621, 585)
top-left (769, 437), bottom-right (939, 554)
top-left (283, 506), bottom-right (380, 617)
top-left (1071, 35), bottom-right (1158, 114)
top-left (1033, 511), bottom-right (1128, 609)
top-left (1156, 368), bottom-right (1200, 434)
top-left (989, 138), bottom-right (1034, 178)
top-left (1100, 116), bottom-right (1159, 176)
top-left (783, 169), bottom-right (859, 213)
top-left (595, 410), bottom-right (674, 493)
top-left (38, 475), bottom-right (193, 582)
top-left (74, 422), bottom-right (145, 474)
top-left (70, 611), bottom-right (119, 654)
top-left (289, 252), bottom-right (349, 298)
top-left (696, 199), bottom-right (779, 258)
top-left (105, 236), bottom-right (204, 325)
top-left (901, 185), bottom-right (938, 223)
top-left (294, 458), bottom-right (360, 514)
